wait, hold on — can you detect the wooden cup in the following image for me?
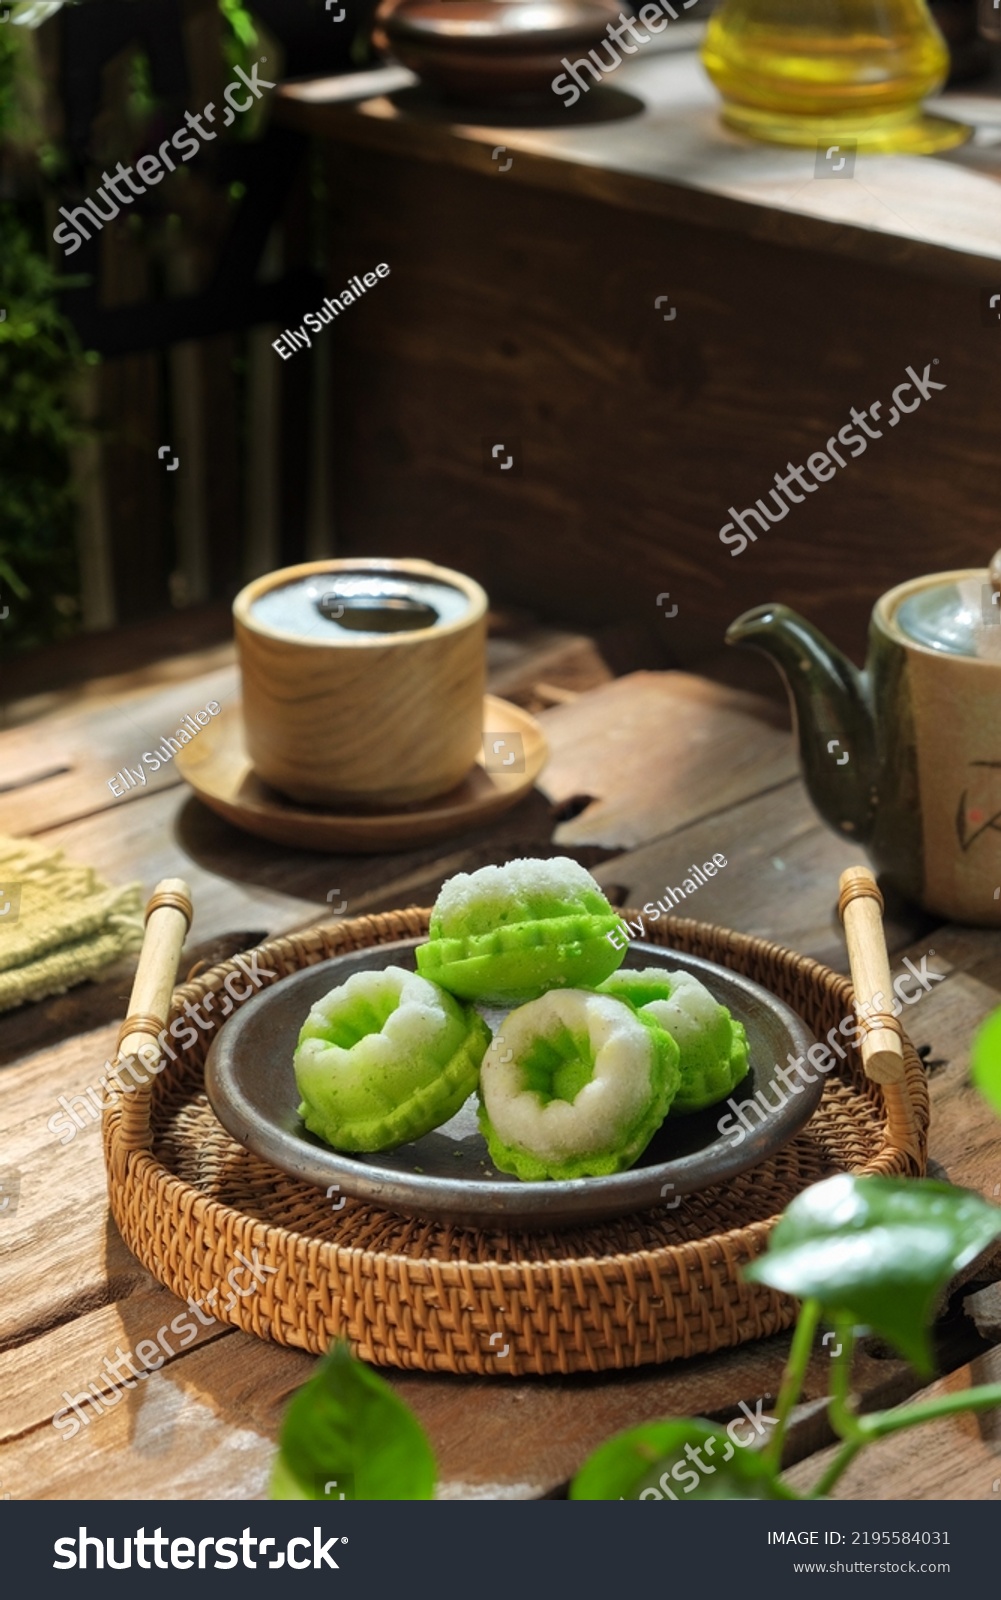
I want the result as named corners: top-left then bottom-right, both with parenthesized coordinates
top-left (234, 558), bottom-right (488, 808)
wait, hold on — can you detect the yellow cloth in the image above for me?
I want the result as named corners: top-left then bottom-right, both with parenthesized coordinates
top-left (0, 833), bottom-right (144, 1012)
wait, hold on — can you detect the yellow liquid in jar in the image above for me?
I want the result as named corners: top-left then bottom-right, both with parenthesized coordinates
top-left (701, 0), bottom-right (969, 152)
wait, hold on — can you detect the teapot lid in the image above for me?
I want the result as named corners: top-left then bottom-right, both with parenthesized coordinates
top-left (894, 551), bottom-right (1001, 658)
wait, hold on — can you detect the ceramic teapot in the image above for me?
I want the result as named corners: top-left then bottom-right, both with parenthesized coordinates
top-left (727, 554), bottom-right (1001, 925)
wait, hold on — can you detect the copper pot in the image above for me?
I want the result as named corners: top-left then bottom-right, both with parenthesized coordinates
top-left (375, 0), bottom-right (624, 102)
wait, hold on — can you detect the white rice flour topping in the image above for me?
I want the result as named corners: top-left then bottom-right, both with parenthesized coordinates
top-left (480, 989), bottom-right (654, 1162)
top-left (435, 856), bottom-right (602, 924)
top-left (639, 970), bottom-right (720, 1049)
top-left (300, 965), bottom-right (451, 1074)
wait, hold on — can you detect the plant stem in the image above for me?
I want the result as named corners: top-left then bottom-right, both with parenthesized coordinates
top-left (763, 1298), bottom-right (821, 1473)
top-left (810, 1380), bottom-right (1001, 1496)
top-left (860, 1382), bottom-right (1001, 1441)
top-left (827, 1317), bottom-right (865, 1444)
top-left (804, 1317), bottom-right (864, 1498)
top-left (810, 1437), bottom-right (864, 1499)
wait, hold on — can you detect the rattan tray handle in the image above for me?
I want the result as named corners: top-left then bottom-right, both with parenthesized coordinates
top-left (113, 877), bottom-right (193, 1151)
top-left (838, 865), bottom-right (919, 1155)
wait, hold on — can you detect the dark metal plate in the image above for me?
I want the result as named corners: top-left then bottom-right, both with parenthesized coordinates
top-left (205, 938), bottom-right (821, 1229)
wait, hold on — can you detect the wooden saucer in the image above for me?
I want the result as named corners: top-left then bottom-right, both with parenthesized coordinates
top-left (175, 695), bottom-right (547, 853)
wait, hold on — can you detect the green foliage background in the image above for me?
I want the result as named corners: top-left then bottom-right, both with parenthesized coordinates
top-left (0, 2), bottom-right (262, 655)
top-left (0, 21), bottom-right (89, 653)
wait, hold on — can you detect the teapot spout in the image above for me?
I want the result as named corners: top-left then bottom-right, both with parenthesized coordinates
top-left (726, 604), bottom-right (877, 845)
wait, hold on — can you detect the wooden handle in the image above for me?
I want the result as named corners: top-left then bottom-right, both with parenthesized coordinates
top-left (838, 867), bottom-right (905, 1086)
top-left (838, 866), bottom-right (922, 1161)
top-left (108, 878), bottom-right (192, 1151)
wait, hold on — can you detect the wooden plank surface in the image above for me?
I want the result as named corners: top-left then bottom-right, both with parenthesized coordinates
top-left (0, 624), bottom-right (606, 839)
top-left (277, 40), bottom-right (1001, 280)
top-left (784, 1345), bottom-right (1001, 1501)
top-left (0, 660), bottom-right (240, 838)
top-left (593, 779), bottom-right (935, 972)
top-left (2, 643), bottom-right (1000, 1501)
top-left (535, 671), bottom-right (794, 852)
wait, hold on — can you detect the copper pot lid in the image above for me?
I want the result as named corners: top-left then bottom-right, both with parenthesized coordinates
top-left (384, 0), bottom-right (618, 50)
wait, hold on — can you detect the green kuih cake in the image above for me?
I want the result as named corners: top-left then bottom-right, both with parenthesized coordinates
top-left (597, 968), bottom-right (749, 1114)
top-left (415, 856), bottom-right (626, 1005)
top-left (478, 989), bottom-right (681, 1181)
top-left (294, 966), bottom-right (490, 1152)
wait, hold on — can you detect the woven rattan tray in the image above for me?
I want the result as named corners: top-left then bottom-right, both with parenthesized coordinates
top-left (103, 905), bottom-right (929, 1377)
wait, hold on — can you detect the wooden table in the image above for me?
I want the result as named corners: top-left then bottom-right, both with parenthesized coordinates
top-left (275, 29), bottom-right (1001, 670)
top-left (2, 631), bottom-right (1000, 1500)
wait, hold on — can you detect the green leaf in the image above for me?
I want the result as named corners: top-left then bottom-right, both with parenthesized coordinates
top-left (745, 1175), bottom-right (1001, 1375)
top-left (570, 1419), bottom-right (789, 1501)
top-left (972, 1007), bottom-right (1001, 1119)
top-left (0, 196), bottom-right (87, 651)
top-left (269, 1341), bottom-right (436, 1501)
top-left (218, 0), bottom-right (259, 48)
top-left (10, 2), bottom-right (68, 28)
top-left (0, 557), bottom-right (29, 598)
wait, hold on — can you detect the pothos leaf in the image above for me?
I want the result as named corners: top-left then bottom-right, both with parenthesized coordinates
top-left (270, 1341), bottom-right (436, 1501)
top-left (744, 1175), bottom-right (1001, 1375)
top-left (971, 1007), bottom-right (1001, 1119)
top-left (570, 1419), bottom-right (790, 1502)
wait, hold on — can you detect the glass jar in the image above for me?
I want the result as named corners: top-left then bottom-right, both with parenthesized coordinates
top-left (701, 0), bottom-right (970, 153)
